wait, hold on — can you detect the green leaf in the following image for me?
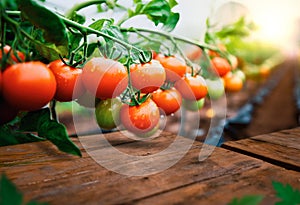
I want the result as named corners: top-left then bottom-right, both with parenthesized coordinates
top-left (1, 0), bottom-right (18, 10)
top-left (102, 25), bottom-right (126, 42)
top-left (143, 0), bottom-right (170, 26)
top-left (19, 108), bottom-right (82, 157)
top-left (168, 0), bottom-right (178, 8)
top-left (106, 0), bottom-right (116, 9)
top-left (38, 121), bottom-right (82, 157)
top-left (227, 195), bottom-right (264, 205)
top-left (0, 125), bottom-right (44, 146)
top-left (17, 0), bottom-right (68, 47)
top-left (0, 174), bottom-right (23, 205)
top-left (134, 2), bottom-right (145, 14)
top-left (273, 181), bottom-right (300, 205)
top-left (69, 12), bottom-right (86, 25)
top-left (133, 0), bottom-right (142, 4)
top-left (127, 8), bottom-right (135, 17)
top-left (162, 12), bottom-right (179, 31)
top-left (33, 42), bottom-right (68, 61)
top-left (89, 18), bottom-right (114, 31)
top-left (19, 109), bottom-right (49, 132)
top-left (0, 174), bottom-right (47, 205)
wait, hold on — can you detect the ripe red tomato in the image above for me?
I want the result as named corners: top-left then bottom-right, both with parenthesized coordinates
top-left (0, 100), bottom-right (19, 125)
top-left (130, 60), bottom-right (166, 93)
top-left (48, 59), bottom-right (85, 102)
top-left (120, 98), bottom-right (160, 134)
top-left (152, 87), bottom-right (182, 115)
top-left (211, 57), bottom-right (231, 77)
top-left (2, 61), bottom-right (56, 111)
top-left (174, 75), bottom-right (208, 101)
top-left (0, 45), bottom-right (25, 66)
top-left (155, 54), bottom-right (187, 82)
top-left (82, 57), bottom-right (128, 99)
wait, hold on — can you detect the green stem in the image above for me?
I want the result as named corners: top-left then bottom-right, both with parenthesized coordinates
top-left (116, 13), bottom-right (131, 27)
top-left (5, 11), bottom-right (147, 59)
top-left (65, 0), bottom-right (107, 19)
top-left (50, 100), bottom-right (58, 121)
top-left (168, 35), bottom-right (196, 76)
top-left (131, 28), bottom-right (171, 54)
top-left (2, 12), bottom-right (39, 43)
top-left (124, 54), bottom-right (138, 104)
top-left (60, 15), bottom-right (145, 54)
top-left (122, 27), bottom-right (218, 51)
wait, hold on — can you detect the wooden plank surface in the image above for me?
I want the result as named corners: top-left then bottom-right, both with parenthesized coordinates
top-left (0, 131), bottom-right (300, 205)
top-left (222, 127), bottom-right (300, 171)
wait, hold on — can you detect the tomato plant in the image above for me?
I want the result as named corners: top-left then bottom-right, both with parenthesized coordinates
top-left (155, 54), bottom-right (187, 82)
top-left (0, 45), bottom-right (25, 67)
top-left (0, 0), bottom-right (246, 156)
top-left (48, 59), bottom-right (85, 102)
top-left (152, 87), bottom-right (182, 115)
top-left (82, 57), bottom-right (128, 100)
top-left (174, 74), bottom-right (208, 101)
top-left (211, 56), bottom-right (231, 77)
top-left (95, 98), bottom-right (122, 130)
top-left (120, 98), bottom-right (160, 134)
top-left (182, 98), bottom-right (205, 111)
top-left (2, 61), bottom-right (56, 111)
top-left (130, 60), bottom-right (166, 93)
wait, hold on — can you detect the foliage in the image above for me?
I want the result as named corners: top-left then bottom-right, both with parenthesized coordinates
top-left (205, 16), bottom-right (279, 65)
top-left (0, 0), bottom-right (182, 156)
top-left (0, 174), bottom-right (47, 205)
top-left (227, 181), bottom-right (300, 205)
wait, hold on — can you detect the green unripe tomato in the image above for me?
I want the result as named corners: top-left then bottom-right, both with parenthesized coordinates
top-left (234, 69), bottom-right (246, 83)
top-left (206, 78), bottom-right (225, 100)
top-left (95, 98), bottom-right (122, 130)
top-left (182, 98), bottom-right (205, 111)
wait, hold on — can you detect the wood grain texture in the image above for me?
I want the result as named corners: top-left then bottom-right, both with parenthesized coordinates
top-left (0, 130), bottom-right (300, 205)
top-left (222, 127), bottom-right (300, 171)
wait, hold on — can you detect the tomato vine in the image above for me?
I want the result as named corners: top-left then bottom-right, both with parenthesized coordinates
top-left (0, 0), bottom-right (242, 155)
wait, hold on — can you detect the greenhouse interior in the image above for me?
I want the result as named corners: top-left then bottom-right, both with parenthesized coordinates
top-left (0, 0), bottom-right (300, 204)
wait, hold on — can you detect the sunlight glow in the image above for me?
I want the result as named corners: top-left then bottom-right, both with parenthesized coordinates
top-left (248, 1), bottom-right (299, 50)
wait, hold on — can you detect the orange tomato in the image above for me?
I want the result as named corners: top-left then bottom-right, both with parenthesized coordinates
top-left (130, 60), bottom-right (166, 93)
top-left (211, 57), bottom-right (231, 77)
top-left (155, 54), bottom-right (187, 82)
top-left (223, 72), bottom-right (243, 92)
top-left (175, 74), bottom-right (208, 101)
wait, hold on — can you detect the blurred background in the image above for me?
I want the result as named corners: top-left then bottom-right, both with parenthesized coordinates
top-left (45, 0), bottom-right (300, 53)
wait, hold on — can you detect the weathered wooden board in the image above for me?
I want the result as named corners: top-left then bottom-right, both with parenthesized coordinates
top-left (0, 130), bottom-right (299, 205)
top-left (222, 127), bottom-right (300, 171)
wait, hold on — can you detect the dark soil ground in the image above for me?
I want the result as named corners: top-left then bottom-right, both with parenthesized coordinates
top-left (223, 57), bottom-right (299, 140)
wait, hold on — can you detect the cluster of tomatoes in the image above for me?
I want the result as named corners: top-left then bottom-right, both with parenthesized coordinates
top-left (0, 44), bottom-right (245, 137)
top-left (83, 54), bottom-right (209, 136)
top-left (0, 45), bottom-right (86, 125)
